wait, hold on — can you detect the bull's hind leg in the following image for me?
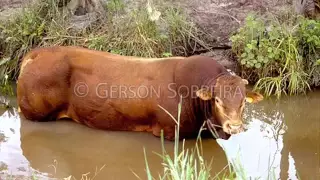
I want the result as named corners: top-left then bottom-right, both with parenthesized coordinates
top-left (17, 86), bottom-right (67, 122)
top-left (17, 49), bottom-right (70, 122)
top-left (17, 84), bottom-right (68, 122)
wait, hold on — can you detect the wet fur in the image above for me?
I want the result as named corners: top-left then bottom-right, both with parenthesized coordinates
top-left (17, 46), bottom-right (257, 140)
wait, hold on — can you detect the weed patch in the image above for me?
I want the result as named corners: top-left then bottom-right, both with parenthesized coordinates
top-left (231, 11), bottom-right (320, 98)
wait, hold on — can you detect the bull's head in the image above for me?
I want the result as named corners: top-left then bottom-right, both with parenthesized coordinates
top-left (196, 75), bottom-right (263, 138)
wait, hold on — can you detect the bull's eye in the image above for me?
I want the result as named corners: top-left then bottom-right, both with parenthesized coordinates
top-left (240, 102), bottom-right (244, 107)
top-left (215, 97), bottom-right (222, 106)
top-left (242, 100), bottom-right (245, 107)
top-left (239, 101), bottom-right (245, 110)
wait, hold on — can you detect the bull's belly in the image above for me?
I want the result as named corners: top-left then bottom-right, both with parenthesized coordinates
top-left (84, 115), bottom-right (154, 132)
top-left (67, 96), bottom-right (157, 132)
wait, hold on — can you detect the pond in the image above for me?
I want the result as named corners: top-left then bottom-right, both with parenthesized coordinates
top-left (0, 86), bottom-right (319, 180)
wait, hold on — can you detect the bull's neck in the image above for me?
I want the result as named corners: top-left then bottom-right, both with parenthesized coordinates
top-left (189, 72), bottom-right (230, 127)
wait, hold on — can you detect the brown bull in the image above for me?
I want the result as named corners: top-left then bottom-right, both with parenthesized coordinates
top-left (16, 46), bottom-right (263, 140)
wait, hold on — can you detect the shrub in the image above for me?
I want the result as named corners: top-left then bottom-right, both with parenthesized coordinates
top-left (231, 12), bottom-right (320, 98)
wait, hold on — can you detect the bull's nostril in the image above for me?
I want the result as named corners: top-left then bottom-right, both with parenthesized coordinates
top-left (225, 122), bottom-right (231, 129)
top-left (223, 121), bottom-right (243, 134)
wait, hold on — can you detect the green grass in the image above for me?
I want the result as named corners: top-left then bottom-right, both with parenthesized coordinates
top-left (231, 10), bottom-right (320, 98)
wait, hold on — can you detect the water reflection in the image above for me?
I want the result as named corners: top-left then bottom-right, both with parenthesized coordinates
top-left (216, 92), bottom-right (320, 180)
top-left (0, 90), bottom-right (319, 179)
top-left (217, 109), bottom-right (293, 179)
top-left (0, 108), bottom-right (51, 179)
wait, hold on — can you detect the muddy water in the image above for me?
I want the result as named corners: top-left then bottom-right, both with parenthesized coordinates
top-left (0, 89), bottom-right (319, 180)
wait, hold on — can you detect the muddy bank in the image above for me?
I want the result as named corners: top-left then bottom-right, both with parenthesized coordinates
top-left (1, 0), bottom-right (317, 47)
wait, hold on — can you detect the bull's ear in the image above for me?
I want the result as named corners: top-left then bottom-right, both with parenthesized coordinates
top-left (246, 91), bottom-right (264, 103)
top-left (196, 88), bottom-right (213, 101)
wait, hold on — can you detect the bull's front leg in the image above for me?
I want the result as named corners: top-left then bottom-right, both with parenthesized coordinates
top-left (152, 122), bottom-right (176, 141)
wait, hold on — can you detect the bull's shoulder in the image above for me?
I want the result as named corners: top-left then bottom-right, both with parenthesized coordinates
top-left (176, 55), bottom-right (226, 73)
top-left (173, 55), bottom-right (228, 86)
